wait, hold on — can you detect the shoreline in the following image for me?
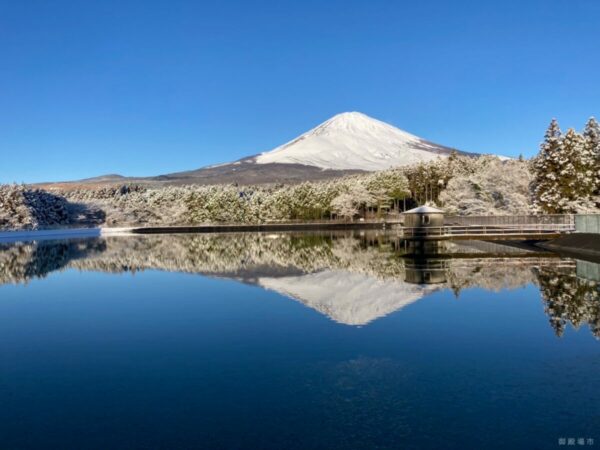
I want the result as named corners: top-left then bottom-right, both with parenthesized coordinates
top-left (1, 223), bottom-right (597, 264)
top-left (0, 221), bottom-right (390, 242)
top-left (129, 221), bottom-right (388, 234)
top-left (537, 233), bottom-right (600, 264)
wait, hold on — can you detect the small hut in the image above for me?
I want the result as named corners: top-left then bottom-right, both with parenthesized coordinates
top-left (402, 206), bottom-right (445, 240)
top-left (403, 206), bottom-right (445, 227)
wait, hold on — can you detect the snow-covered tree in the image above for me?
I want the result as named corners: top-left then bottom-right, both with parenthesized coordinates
top-left (583, 117), bottom-right (600, 199)
top-left (0, 184), bottom-right (71, 230)
top-left (365, 170), bottom-right (410, 212)
top-left (439, 157), bottom-right (533, 215)
top-left (562, 127), bottom-right (596, 211)
top-left (531, 118), bottom-right (600, 213)
top-left (532, 119), bottom-right (564, 213)
top-left (331, 193), bottom-right (358, 219)
top-left (331, 183), bottom-right (375, 220)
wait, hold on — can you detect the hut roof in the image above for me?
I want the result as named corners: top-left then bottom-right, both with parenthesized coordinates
top-left (404, 205), bottom-right (445, 214)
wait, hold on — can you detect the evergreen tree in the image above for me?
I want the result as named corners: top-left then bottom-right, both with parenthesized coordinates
top-left (560, 128), bottom-right (593, 211)
top-left (583, 117), bottom-right (600, 198)
top-left (532, 119), bottom-right (563, 213)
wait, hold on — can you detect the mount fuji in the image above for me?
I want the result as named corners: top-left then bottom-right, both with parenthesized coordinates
top-left (147, 111), bottom-right (475, 185)
top-left (45, 112), bottom-right (479, 187)
top-left (253, 111), bottom-right (463, 171)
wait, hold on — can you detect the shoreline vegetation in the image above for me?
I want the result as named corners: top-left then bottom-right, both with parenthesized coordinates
top-left (1, 118), bottom-right (599, 232)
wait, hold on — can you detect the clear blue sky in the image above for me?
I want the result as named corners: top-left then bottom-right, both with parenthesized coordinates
top-left (1, 0), bottom-right (599, 183)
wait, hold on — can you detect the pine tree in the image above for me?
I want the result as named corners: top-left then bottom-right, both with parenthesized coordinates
top-left (583, 117), bottom-right (600, 198)
top-left (532, 119), bottom-right (563, 213)
top-left (559, 128), bottom-right (592, 211)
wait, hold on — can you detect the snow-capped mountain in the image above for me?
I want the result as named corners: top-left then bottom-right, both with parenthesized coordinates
top-left (253, 111), bottom-right (462, 171)
top-left (47, 111), bottom-right (475, 187)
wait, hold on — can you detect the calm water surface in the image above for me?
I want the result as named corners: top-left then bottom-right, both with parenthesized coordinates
top-left (0, 231), bottom-right (599, 449)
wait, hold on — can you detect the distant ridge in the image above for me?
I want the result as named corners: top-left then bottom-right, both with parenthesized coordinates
top-left (77, 174), bottom-right (126, 183)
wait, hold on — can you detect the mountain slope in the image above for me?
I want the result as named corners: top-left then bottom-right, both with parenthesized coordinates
top-left (40, 111), bottom-right (478, 188)
top-left (151, 162), bottom-right (363, 185)
top-left (154, 111), bottom-right (472, 183)
top-left (253, 111), bottom-right (465, 171)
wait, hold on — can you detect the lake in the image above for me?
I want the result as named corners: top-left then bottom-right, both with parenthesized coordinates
top-left (0, 231), bottom-right (599, 449)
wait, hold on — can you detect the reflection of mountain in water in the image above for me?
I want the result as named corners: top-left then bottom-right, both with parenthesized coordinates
top-left (258, 270), bottom-right (440, 325)
top-left (0, 232), bottom-right (598, 334)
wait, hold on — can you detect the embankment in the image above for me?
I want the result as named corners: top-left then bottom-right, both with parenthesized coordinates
top-left (130, 221), bottom-right (387, 234)
top-left (538, 233), bottom-right (600, 263)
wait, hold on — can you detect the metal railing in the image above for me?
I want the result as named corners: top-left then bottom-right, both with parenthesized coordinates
top-left (262, 218), bottom-right (386, 224)
top-left (443, 214), bottom-right (575, 226)
top-left (402, 223), bottom-right (575, 237)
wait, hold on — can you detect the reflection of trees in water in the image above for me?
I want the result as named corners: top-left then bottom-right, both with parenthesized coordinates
top-left (0, 239), bottom-right (105, 284)
top-left (535, 266), bottom-right (600, 338)
top-left (0, 233), bottom-right (406, 283)
top-left (0, 233), bottom-right (551, 288)
top-left (0, 233), bottom-right (599, 337)
top-left (445, 258), bottom-right (563, 295)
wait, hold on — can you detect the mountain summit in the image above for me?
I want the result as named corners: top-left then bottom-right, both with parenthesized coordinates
top-left (253, 111), bottom-right (461, 171)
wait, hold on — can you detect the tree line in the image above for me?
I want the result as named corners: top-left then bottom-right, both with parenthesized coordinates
top-left (532, 117), bottom-right (600, 213)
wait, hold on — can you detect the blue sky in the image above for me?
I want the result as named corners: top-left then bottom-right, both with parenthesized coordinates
top-left (1, 0), bottom-right (599, 183)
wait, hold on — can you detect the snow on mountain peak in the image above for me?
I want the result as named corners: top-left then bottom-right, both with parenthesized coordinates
top-left (320, 111), bottom-right (404, 128)
top-left (254, 111), bottom-right (456, 171)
